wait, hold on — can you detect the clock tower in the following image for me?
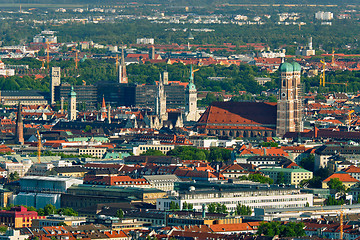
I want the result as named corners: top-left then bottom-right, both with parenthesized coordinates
top-left (276, 62), bottom-right (303, 137)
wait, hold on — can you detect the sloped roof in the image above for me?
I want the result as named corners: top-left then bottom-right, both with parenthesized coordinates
top-left (197, 102), bottom-right (277, 129)
top-left (323, 172), bottom-right (359, 183)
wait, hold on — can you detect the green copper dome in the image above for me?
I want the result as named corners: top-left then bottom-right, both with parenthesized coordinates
top-left (279, 62), bottom-right (293, 72)
top-left (69, 86), bottom-right (76, 97)
top-left (292, 62), bottom-right (301, 72)
top-left (187, 82), bottom-right (196, 91)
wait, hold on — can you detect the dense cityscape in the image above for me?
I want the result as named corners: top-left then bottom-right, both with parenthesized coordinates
top-left (0, 1), bottom-right (360, 240)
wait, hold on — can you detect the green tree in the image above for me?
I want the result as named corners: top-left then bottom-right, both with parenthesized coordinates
top-left (182, 202), bottom-right (188, 210)
top-left (260, 142), bottom-right (278, 147)
top-left (84, 125), bottom-right (92, 133)
top-left (327, 178), bottom-right (346, 193)
top-left (44, 204), bottom-right (56, 216)
top-left (169, 201), bottom-right (179, 211)
top-left (257, 221), bottom-right (305, 237)
top-left (116, 209), bottom-right (124, 219)
top-left (235, 204), bottom-right (252, 216)
top-left (276, 172), bottom-right (285, 184)
top-left (300, 154), bottom-right (315, 171)
top-left (37, 208), bottom-right (45, 216)
top-left (57, 207), bottom-right (78, 216)
top-left (140, 149), bottom-right (165, 156)
top-left (9, 171), bottom-right (20, 181)
top-left (325, 196), bottom-right (345, 206)
top-left (0, 226), bottom-right (7, 233)
top-left (207, 203), bottom-right (217, 213)
top-left (240, 173), bottom-right (274, 184)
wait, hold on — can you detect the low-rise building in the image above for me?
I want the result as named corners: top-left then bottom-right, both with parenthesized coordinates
top-left (132, 140), bottom-right (175, 156)
top-left (157, 184), bottom-right (313, 212)
top-left (62, 184), bottom-right (166, 209)
top-left (0, 206), bottom-right (45, 228)
top-left (261, 167), bottom-right (313, 185)
top-left (32, 215), bottom-right (87, 228)
top-left (144, 175), bottom-right (180, 191)
top-left (322, 172), bottom-right (359, 189)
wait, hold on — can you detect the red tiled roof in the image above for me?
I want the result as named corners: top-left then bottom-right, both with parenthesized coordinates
top-left (323, 173), bottom-right (359, 183)
top-left (344, 165), bottom-right (360, 173)
top-left (197, 102), bottom-right (277, 130)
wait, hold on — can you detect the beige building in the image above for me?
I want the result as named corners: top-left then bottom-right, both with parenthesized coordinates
top-left (322, 173), bottom-right (359, 189)
top-left (78, 147), bottom-right (107, 158)
top-left (132, 140), bottom-right (174, 156)
top-left (261, 167), bottom-right (313, 185)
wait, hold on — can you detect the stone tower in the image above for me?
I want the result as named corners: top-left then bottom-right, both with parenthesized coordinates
top-left (15, 103), bottom-right (24, 144)
top-left (68, 86), bottom-right (77, 121)
top-left (162, 71), bottom-right (169, 85)
top-left (119, 46), bottom-right (128, 84)
top-left (155, 74), bottom-right (167, 121)
top-left (50, 67), bottom-right (61, 104)
top-left (276, 62), bottom-right (303, 137)
top-left (185, 65), bottom-right (199, 122)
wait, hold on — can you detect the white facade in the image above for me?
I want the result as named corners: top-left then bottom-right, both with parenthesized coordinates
top-left (0, 230), bottom-right (29, 240)
top-left (20, 176), bottom-right (83, 193)
top-left (132, 141), bottom-right (175, 156)
top-left (136, 38), bottom-right (154, 44)
top-left (315, 11), bottom-right (333, 20)
top-left (157, 189), bottom-right (313, 212)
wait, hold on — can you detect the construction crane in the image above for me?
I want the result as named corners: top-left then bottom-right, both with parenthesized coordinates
top-left (37, 130), bottom-right (41, 164)
top-left (320, 60), bottom-right (326, 87)
top-left (192, 68), bottom-right (199, 78)
top-left (40, 59), bottom-right (45, 70)
top-left (331, 49), bottom-right (336, 66)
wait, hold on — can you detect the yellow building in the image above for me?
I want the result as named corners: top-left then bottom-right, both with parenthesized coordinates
top-left (261, 167), bottom-right (313, 185)
top-left (322, 173), bottom-right (359, 189)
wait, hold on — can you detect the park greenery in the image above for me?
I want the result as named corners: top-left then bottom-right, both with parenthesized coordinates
top-left (166, 146), bottom-right (231, 162)
top-left (327, 178), bottom-right (347, 194)
top-left (239, 173), bottom-right (274, 184)
top-left (182, 202), bottom-right (194, 211)
top-left (325, 196), bottom-right (345, 206)
top-left (235, 204), bottom-right (252, 216)
top-left (257, 221), bottom-right (306, 237)
top-left (169, 201), bottom-right (180, 211)
top-left (207, 203), bottom-right (227, 214)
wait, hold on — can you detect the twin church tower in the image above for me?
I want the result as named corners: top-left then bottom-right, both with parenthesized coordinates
top-left (276, 62), bottom-right (303, 137)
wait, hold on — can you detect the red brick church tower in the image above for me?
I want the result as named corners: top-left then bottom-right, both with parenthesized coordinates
top-left (276, 62), bottom-right (303, 137)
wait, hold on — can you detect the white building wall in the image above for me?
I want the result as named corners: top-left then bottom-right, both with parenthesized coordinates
top-left (157, 193), bottom-right (313, 212)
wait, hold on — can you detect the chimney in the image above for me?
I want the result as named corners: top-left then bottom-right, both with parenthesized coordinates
top-left (15, 103), bottom-right (24, 145)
